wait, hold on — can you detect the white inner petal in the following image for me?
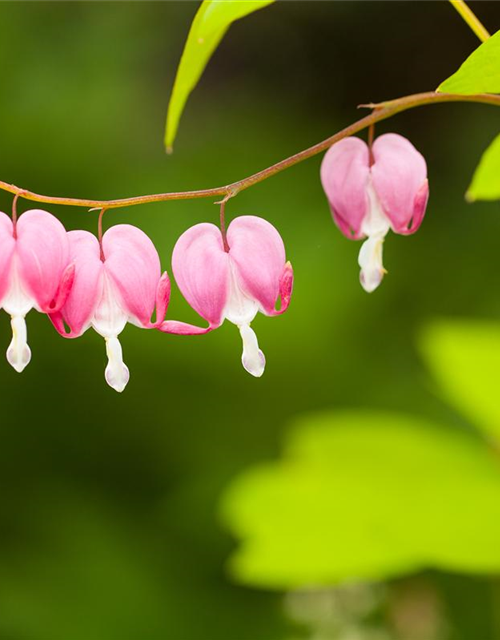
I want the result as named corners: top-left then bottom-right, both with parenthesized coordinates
top-left (2, 259), bottom-right (34, 318)
top-left (224, 263), bottom-right (259, 327)
top-left (358, 235), bottom-right (386, 293)
top-left (239, 324), bottom-right (265, 378)
top-left (2, 260), bottom-right (35, 372)
top-left (92, 273), bottom-right (128, 339)
top-left (92, 273), bottom-right (130, 392)
top-left (7, 316), bottom-right (32, 373)
top-left (224, 262), bottom-right (266, 377)
top-left (104, 336), bottom-right (130, 393)
top-left (358, 182), bottom-right (391, 293)
top-left (361, 182), bottom-right (392, 239)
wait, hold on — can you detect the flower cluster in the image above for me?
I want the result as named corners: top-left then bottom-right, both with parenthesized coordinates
top-left (0, 211), bottom-right (293, 392)
top-left (0, 132), bottom-right (428, 391)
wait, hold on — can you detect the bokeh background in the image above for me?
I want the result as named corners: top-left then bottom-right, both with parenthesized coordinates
top-left (0, 2), bottom-right (499, 639)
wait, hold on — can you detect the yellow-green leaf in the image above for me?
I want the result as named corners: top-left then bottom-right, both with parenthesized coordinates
top-left (420, 319), bottom-right (500, 440)
top-left (165, 0), bottom-right (274, 151)
top-left (221, 411), bottom-right (500, 589)
top-left (467, 133), bottom-right (500, 201)
top-left (438, 29), bottom-right (500, 94)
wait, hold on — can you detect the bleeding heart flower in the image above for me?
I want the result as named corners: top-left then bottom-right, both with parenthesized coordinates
top-left (50, 224), bottom-right (170, 393)
top-left (0, 209), bottom-right (74, 372)
top-left (320, 133), bottom-right (429, 292)
top-left (161, 215), bottom-right (293, 378)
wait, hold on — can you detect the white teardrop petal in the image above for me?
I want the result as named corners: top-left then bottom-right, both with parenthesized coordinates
top-left (6, 315), bottom-right (32, 373)
top-left (358, 235), bottom-right (387, 293)
top-left (239, 324), bottom-right (265, 378)
top-left (104, 336), bottom-right (130, 393)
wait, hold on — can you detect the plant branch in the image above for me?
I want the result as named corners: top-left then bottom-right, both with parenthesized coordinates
top-left (1, 92), bottom-right (500, 212)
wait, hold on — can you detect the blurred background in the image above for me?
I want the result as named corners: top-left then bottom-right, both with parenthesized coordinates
top-left (0, 2), bottom-right (499, 639)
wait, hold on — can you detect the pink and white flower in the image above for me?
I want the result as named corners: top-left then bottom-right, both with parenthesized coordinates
top-left (0, 209), bottom-right (74, 372)
top-left (161, 215), bottom-right (293, 377)
top-left (321, 133), bottom-right (429, 292)
top-left (50, 224), bottom-right (170, 392)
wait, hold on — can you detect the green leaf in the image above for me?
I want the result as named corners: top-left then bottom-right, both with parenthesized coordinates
top-left (467, 133), bottom-right (500, 201)
top-left (438, 30), bottom-right (500, 94)
top-left (165, 0), bottom-right (274, 151)
top-left (420, 319), bottom-right (500, 440)
top-left (221, 410), bottom-right (500, 589)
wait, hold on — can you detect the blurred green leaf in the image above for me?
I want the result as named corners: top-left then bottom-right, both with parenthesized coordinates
top-left (467, 132), bottom-right (500, 201)
top-left (420, 319), bottom-right (500, 440)
top-left (165, 0), bottom-right (274, 151)
top-left (438, 30), bottom-right (500, 94)
top-left (221, 411), bottom-right (500, 589)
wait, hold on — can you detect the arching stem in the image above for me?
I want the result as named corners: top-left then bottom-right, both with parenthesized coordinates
top-left (0, 93), bottom-right (498, 212)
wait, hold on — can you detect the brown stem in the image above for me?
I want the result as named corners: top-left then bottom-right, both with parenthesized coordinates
top-left (219, 198), bottom-right (230, 252)
top-left (3, 92), bottom-right (500, 212)
top-left (11, 192), bottom-right (21, 238)
top-left (368, 122), bottom-right (376, 166)
top-left (98, 208), bottom-right (107, 261)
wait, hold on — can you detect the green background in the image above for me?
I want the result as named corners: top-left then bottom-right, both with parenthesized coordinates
top-left (0, 2), bottom-right (499, 639)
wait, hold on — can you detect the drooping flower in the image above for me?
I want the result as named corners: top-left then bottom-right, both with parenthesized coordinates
top-left (50, 225), bottom-right (170, 393)
top-left (0, 209), bottom-right (74, 372)
top-left (320, 133), bottom-right (429, 292)
top-left (161, 215), bottom-right (293, 378)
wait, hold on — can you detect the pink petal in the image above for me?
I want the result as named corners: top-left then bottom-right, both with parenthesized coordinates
top-left (406, 179), bottom-right (429, 235)
top-left (267, 261), bottom-right (294, 316)
top-left (48, 311), bottom-right (67, 337)
top-left (51, 263), bottom-right (76, 312)
top-left (16, 210), bottom-right (70, 312)
top-left (0, 212), bottom-right (15, 304)
top-left (320, 137), bottom-right (370, 239)
top-left (371, 133), bottom-right (428, 235)
top-left (152, 271), bottom-right (171, 327)
top-left (102, 224), bottom-right (162, 327)
top-left (171, 222), bottom-right (229, 327)
top-left (51, 230), bottom-right (102, 337)
top-left (142, 271), bottom-right (171, 329)
top-left (227, 216), bottom-right (287, 316)
top-left (159, 320), bottom-right (213, 336)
